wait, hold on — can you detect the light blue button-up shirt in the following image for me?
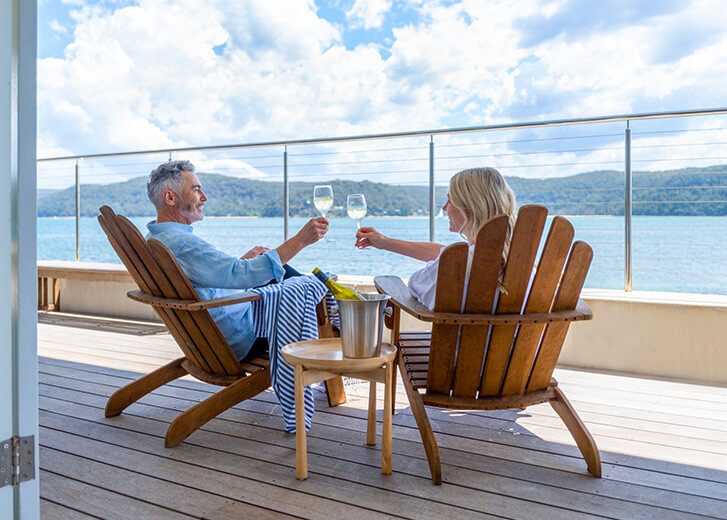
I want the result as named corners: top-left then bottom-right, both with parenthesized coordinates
top-left (146, 221), bottom-right (285, 359)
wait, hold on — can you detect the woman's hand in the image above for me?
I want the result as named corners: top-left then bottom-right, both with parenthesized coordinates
top-left (356, 226), bottom-right (387, 249)
top-left (240, 245), bottom-right (270, 260)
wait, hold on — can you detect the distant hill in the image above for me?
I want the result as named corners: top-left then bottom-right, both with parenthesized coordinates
top-left (37, 164), bottom-right (727, 217)
top-left (37, 188), bottom-right (60, 199)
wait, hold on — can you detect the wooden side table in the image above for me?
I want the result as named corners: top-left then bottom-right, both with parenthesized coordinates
top-left (281, 338), bottom-right (397, 480)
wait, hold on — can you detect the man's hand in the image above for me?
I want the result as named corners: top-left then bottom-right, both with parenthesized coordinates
top-left (241, 245), bottom-right (270, 260)
top-left (296, 217), bottom-right (329, 246)
top-left (275, 217), bottom-right (328, 264)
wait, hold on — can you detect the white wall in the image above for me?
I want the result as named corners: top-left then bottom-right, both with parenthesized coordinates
top-left (560, 290), bottom-right (727, 385)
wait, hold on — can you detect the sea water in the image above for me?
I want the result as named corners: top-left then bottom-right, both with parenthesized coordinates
top-left (37, 215), bottom-right (727, 295)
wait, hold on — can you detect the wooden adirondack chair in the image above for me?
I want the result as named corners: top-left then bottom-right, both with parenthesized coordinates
top-left (375, 204), bottom-right (600, 485)
top-left (97, 205), bottom-right (346, 447)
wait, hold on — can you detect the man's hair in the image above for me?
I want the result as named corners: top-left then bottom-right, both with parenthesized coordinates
top-left (147, 160), bottom-right (195, 209)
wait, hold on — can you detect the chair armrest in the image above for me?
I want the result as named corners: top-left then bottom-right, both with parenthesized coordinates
top-left (127, 290), bottom-right (261, 311)
top-left (374, 275), bottom-right (435, 322)
top-left (373, 276), bottom-right (593, 326)
top-left (433, 299), bottom-right (593, 325)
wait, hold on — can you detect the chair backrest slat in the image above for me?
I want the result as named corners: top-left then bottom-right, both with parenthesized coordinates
top-left (148, 239), bottom-right (242, 376)
top-left (98, 208), bottom-right (158, 295)
top-left (426, 243), bottom-right (469, 395)
top-left (526, 241), bottom-right (593, 392)
top-left (98, 208), bottom-right (212, 372)
top-left (500, 216), bottom-right (574, 396)
top-left (98, 206), bottom-right (242, 377)
top-left (451, 215), bottom-right (508, 398)
top-left (424, 204), bottom-right (592, 402)
top-left (479, 205), bottom-right (548, 397)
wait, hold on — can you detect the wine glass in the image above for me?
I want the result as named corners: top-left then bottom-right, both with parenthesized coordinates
top-left (313, 185), bottom-right (334, 241)
top-left (347, 193), bottom-right (367, 249)
top-left (347, 193), bottom-right (367, 229)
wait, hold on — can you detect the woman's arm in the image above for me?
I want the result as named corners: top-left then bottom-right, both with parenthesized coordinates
top-left (356, 226), bottom-right (444, 262)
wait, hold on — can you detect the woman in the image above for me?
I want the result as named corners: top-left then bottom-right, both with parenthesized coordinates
top-left (355, 167), bottom-right (516, 309)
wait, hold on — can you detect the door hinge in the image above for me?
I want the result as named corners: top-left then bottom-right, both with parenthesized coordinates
top-left (0, 436), bottom-right (35, 488)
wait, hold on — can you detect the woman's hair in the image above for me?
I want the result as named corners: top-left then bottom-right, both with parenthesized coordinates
top-left (448, 166), bottom-right (517, 266)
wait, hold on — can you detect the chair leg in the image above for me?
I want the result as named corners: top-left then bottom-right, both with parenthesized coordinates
top-left (105, 357), bottom-right (187, 418)
top-left (324, 376), bottom-right (347, 407)
top-left (550, 386), bottom-right (602, 478)
top-left (399, 356), bottom-right (442, 485)
top-left (165, 369), bottom-right (270, 448)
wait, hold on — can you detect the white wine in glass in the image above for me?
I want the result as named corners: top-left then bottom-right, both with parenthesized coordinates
top-left (347, 193), bottom-right (367, 229)
top-left (313, 185), bottom-right (333, 216)
top-left (313, 185), bottom-right (334, 241)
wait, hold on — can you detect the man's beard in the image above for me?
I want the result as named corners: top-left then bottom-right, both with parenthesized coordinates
top-left (181, 202), bottom-right (203, 222)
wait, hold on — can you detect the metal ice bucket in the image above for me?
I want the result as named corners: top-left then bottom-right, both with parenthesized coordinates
top-left (337, 293), bottom-right (391, 358)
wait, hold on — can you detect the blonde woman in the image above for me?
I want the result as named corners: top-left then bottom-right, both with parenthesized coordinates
top-left (355, 167), bottom-right (516, 310)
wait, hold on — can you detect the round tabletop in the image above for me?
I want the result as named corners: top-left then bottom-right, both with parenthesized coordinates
top-left (281, 338), bottom-right (396, 372)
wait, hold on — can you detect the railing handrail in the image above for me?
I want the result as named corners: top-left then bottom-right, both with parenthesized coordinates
top-left (37, 106), bottom-right (727, 162)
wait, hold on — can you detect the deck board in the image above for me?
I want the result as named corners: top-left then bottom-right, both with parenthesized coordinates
top-left (38, 316), bottom-right (727, 519)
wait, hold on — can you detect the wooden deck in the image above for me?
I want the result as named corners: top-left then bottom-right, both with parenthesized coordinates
top-left (38, 313), bottom-right (727, 520)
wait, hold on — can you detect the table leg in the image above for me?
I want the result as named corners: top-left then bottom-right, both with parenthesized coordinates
top-left (294, 365), bottom-right (307, 480)
top-left (367, 380), bottom-right (377, 446)
top-left (382, 361), bottom-right (393, 475)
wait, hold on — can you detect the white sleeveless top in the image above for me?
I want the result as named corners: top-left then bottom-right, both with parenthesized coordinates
top-left (407, 245), bottom-right (475, 311)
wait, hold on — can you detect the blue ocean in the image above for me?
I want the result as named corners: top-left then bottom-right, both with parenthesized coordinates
top-left (38, 216), bottom-right (727, 295)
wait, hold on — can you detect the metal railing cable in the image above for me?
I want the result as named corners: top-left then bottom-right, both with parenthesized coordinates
top-left (36, 107), bottom-right (727, 291)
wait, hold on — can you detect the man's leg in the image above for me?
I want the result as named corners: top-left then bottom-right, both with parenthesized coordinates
top-left (244, 337), bottom-right (269, 360)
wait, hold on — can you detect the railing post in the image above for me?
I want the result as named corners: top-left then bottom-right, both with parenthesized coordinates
top-left (283, 146), bottom-right (289, 241)
top-left (624, 122), bottom-right (632, 292)
top-left (429, 135), bottom-right (435, 242)
top-left (75, 159), bottom-right (80, 261)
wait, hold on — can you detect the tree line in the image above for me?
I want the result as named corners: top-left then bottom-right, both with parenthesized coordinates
top-left (37, 164), bottom-right (727, 217)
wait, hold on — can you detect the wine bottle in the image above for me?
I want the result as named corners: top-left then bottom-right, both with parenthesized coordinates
top-left (312, 267), bottom-right (365, 300)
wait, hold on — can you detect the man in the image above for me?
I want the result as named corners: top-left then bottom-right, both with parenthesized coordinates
top-left (145, 159), bottom-right (328, 360)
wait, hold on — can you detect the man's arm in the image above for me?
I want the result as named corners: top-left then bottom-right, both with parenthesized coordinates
top-left (175, 235), bottom-right (285, 289)
top-left (276, 217), bottom-right (328, 264)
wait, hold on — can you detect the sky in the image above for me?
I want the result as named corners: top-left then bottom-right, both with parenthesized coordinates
top-left (37, 0), bottom-right (727, 188)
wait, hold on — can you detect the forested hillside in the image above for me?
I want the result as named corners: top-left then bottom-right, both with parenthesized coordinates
top-left (37, 164), bottom-right (727, 217)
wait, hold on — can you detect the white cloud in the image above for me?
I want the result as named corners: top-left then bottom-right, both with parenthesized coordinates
top-left (49, 19), bottom-right (68, 34)
top-left (190, 157), bottom-right (269, 179)
top-left (346, 0), bottom-right (392, 30)
top-left (37, 0), bottom-right (727, 184)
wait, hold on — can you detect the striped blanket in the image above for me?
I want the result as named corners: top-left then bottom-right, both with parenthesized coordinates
top-left (250, 275), bottom-right (328, 433)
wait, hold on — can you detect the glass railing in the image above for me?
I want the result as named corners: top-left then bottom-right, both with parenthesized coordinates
top-left (37, 107), bottom-right (727, 295)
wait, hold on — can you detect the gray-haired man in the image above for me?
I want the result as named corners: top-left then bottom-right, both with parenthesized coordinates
top-left (145, 160), bottom-right (328, 360)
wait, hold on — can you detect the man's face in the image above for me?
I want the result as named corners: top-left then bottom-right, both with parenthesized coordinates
top-left (173, 170), bottom-right (207, 224)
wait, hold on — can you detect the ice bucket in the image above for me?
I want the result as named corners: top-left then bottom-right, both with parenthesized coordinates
top-left (337, 293), bottom-right (391, 358)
